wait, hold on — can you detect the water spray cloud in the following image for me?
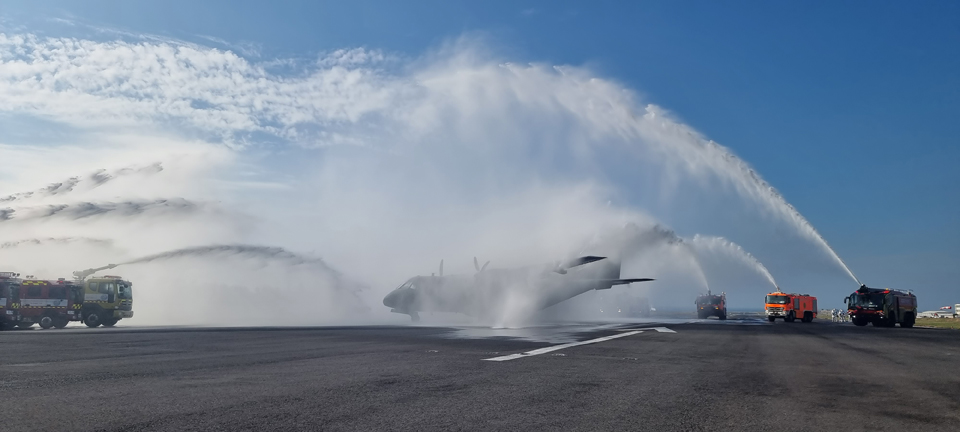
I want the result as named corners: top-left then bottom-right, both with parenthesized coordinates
top-left (0, 162), bottom-right (164, 204)
top-left (1, 237), bottom-right (114, 249)
top-left (0, 31), bottom-right (862, 325)
top-left (0, 199), bottom-right (204, 223)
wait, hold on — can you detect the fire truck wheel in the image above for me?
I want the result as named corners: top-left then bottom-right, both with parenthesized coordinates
top-left (84, 313), bottom-right (102, 328)
top-left (719, 313), bottom-right (727, 320)
top-left (901, 313), bottom-right (915, 328)
top-left (101, 318), bottom-right (119, 327)
top-left (17, 322), bottom-right (35, 329)
top-left (785, 312), bottom-right (795, 323)
top-left (39, 317), bottom-right (54, 329)
top-left (767, 316), bottom-right (776, 322)
top-left (852, 316), bottom-right (868, 326)
top-left (53, 318), bottom-right (68, 329)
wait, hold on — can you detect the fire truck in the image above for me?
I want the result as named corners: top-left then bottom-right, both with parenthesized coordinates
top-left (845, 284), bottom-right (917, 328)
top-left (78, 275), bottom-right (134, 327)
top-left (765, 290), bottom-right (818, 322)
top-left (16, 278), bottom-right (85, 329)
top-left (695, 290), bottom-right (727, 320)
top-left (0, 271), bottom-right (22, 329)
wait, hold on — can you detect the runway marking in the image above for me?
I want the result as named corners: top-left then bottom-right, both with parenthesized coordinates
top-left (482, 327), bottom-right (674, 361)
top-left (615, 326), bottom-right (676, 333)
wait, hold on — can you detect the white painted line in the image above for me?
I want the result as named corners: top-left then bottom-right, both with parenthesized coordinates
top-left (614, 326), bottom-right (676, 333)
top-left (483, 329), bottom-right (652, 362)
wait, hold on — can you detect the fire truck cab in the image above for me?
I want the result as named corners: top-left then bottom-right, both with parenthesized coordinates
top-left (0, 272), bottom-right (22, 329)
top-left (695, 290), bottom-right (727, 320)
top-left (845, 285), bottom-right (917, 328)
top-left (80, 276), bottom-right (134, 327)
top-left (17, 278), bottom-right (84, 329)
top-left (765, 291), bottom-right (817, 323)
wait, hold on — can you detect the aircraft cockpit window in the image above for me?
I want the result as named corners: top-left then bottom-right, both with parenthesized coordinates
top-left (395, 281), bottom-right (415, 290)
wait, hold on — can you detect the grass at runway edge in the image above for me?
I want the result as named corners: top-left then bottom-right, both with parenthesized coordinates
top-left (915, 317), bottom-right (960, 329)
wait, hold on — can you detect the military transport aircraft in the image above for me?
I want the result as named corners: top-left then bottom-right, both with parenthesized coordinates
top-left (382, 255), bottom-right (654, 321)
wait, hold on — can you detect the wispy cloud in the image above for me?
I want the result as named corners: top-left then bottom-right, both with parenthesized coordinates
top-left (196, 34), bottom-right (262, 58)
top-left (0, 33), bottom-right (399, 145)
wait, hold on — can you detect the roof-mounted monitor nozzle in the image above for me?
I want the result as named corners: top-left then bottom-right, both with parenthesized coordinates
top-left (72, 264), bottom-right (118, 281)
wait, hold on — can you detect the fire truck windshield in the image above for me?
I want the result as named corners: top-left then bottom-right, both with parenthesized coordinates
top-left (849, 293), bottom-right (884, 308)
top-left (699, 296), bottom-right (722, 305)
top-left (765, 295), bottom-right (789, 304)
top-left (118, 283), bottom-right (133, 300)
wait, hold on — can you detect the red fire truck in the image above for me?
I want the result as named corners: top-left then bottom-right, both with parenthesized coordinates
top-left (845, 284), bottom-right (917, 328)
top-left (16, 278), bottom-right (85, 329)
top-left (765, 290), bottom-right (818, 323)
top-left (0, 271), bottom-right (22, 329)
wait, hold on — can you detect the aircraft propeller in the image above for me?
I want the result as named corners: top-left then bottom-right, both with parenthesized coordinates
top-left (473, 257), bottom-right (490, 273)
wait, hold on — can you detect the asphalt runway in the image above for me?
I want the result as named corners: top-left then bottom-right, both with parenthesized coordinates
top-left (2, 319), bottom-right (959, 431)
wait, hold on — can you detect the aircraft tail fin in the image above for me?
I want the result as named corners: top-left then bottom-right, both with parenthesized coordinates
top-left (564, 256), bottom-right (606, 268)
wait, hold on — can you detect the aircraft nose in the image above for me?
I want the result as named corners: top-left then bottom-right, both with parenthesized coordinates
top-left (384, 288), bottom-right (415, 310)
top-left (383, 291), bottom-right (397, 308)
top-left (383, 290), bottom-right (400, 308)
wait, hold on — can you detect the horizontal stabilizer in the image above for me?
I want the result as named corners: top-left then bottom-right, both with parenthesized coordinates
top-left (607, 278), bottom-right (655, 285)
top-left (594, 278), bottom-right (655, 289)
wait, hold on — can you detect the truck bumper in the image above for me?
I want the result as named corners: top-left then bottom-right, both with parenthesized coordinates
top-left (114, 310), bottom-right (134, 319)
top-left (766, 310), bottom-right (786, 317)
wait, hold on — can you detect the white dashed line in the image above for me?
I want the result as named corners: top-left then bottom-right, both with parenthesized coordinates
top-left (483, 327), bottom-right (674, 361)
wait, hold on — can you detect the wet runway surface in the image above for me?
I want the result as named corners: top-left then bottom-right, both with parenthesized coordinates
top-left (2, 319), bottom-right (959, 431)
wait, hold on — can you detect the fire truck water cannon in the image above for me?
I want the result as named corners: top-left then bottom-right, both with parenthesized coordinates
top-left (72, 264), bottom-right (118, 281)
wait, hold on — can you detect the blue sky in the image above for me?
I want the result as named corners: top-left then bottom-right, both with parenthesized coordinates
top-left (1, 1), bottom-right (958, 309)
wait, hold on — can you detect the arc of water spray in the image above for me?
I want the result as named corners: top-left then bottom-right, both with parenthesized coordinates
top-left (698, 137), bottom-right (862, 286)
top-left (688, 235), bottom-right (780, 290)
top-left (639, 112), bottom-right (861, 286)
top-left (74, 244), bottom-right (344, 282)
top-left (616, 224), bottom-right (710, 291)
